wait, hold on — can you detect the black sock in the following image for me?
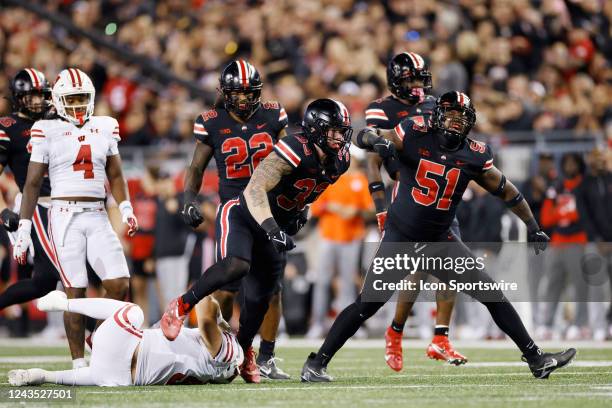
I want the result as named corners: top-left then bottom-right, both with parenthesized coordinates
top-left (523, 340), bottom-right (542, 359)
top-left (258, 340), bottom-right (275, 362)
top-left (484, 301), bottom-right (536, 357)
top-left (0, 277), bottom-right (56, 309)
top-left (391, 320), bottom-right (404, 333)
top-left (315, 297), bottom-right (383, 367)
top-left (180, 257), bottom-right (248, 312)
top-left (434, 325), bottom-right (449, 337)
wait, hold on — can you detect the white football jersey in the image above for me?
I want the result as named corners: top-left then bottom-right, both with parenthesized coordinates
top-left (134, 328), bottom-right (241, 386)
top-left (29, 116), bottom-right (120, 198)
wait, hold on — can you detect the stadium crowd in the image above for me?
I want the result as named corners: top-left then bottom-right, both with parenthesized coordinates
top-left (0, 0), bottom-right (610, 341)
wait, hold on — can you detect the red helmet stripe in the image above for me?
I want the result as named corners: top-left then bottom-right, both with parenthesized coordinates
top-left (25, 68), bottom-right (41, 89)
top-left (238, 60), bottom-right (248, 88)
top-left (67, 69), bottom-right (77, 87)
top-left (73, 68), bottom-right (83, 87)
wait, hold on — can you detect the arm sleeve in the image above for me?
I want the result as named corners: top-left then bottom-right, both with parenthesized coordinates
top-left (107, 118), bottom-right (120, 156)
top-left (273, 136), bottom-right (303, 169)
top-left (193, 115), bottom-right (212, 146)
top-left (364, 105), bottom-right (390, 128)
top-left (29, 124), bottom-right (49, 164)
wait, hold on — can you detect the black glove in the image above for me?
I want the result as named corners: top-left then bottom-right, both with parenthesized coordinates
top-left (372, 136), bottom-right (396, 160)
top-left (0, 208), bottom-right (19, 232)
top-left (528, 228), bottom-right (550, 255)
top-left (285, 207), bottom-right (309, 235)
top-left (262, 218), bottom-right (295, 253)
top-left (181, 202), bottom-right (204, 228)
top-left (356, 128), bottom-right (396, 160)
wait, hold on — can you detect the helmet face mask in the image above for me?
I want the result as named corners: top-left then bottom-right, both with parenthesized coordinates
top-left (10, 68), bottom-right (52, 120)
top-left (387, 52), bottom-right (432, 104)
top-left (219, 60), bottom-right (263, 120)
top-left (432, 91), bottom-right (476, 151)
top-left (52, 68), bottom-right (95, 126)
top-left (302, 99), bottom-right (352, 156)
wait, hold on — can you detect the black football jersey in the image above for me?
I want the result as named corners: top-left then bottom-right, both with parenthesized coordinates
top-left (0, 113), bottom-right (52, 196)
top-left (193, 102), bottom-right (288, 202)
top-left (269, 134), bottom-right (350, 230)
top-left (388, 118), bottom-right (494, 240)
top-left (365, 95), bottom-right (436, 130)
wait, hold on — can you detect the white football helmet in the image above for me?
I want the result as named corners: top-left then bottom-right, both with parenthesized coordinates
top-left (52, 68), bottom-right (95, 126)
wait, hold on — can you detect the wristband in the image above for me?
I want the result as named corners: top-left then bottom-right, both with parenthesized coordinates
top-left (18, 219), bottom-right (32, 232)
top-left (504, 192), bottom-right (523, 208)
top-left (118, 200), bottom-right (134, 217)
top-left (368, 182), bottom-right (385, 194)
top-left (525, 218), bottom-right (539, 234)
top-left (261, 217), bottom-right (281, 235)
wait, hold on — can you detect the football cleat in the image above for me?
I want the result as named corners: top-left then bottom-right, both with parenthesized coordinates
top-left (160, 298), bottom-right (186, 341)
top-left (257, 356), bottom-right (291, 380)
top-left (240, 346), bottom-right (261, 383)
top-left (9, 368), bottom-right (46, 386)
top-left (522, 348), bottom-right (576, 379)
top-left (36, 290), bottom-right (68, 312)
top-left (384, 326), bottom-right (403, 372)
top-left (301, 352), bottom-right (333, 382)
top-left (426, 335), bottom-right (468, 365)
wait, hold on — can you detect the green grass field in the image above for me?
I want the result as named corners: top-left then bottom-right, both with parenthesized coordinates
top-left (0, 342), bottom-right (611, 407)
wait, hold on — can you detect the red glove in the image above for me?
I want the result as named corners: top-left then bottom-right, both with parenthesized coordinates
top-left (376, 211), bottom-right (387, 234)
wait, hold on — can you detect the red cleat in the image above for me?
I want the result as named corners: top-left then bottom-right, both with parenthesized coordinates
top-left (240, 346), bottom-right (261, 383)
top-left (160, 298), bottom-right (187, 341)
top-left (426, 335), bottom-right (468, 365)
top-left (384, 326), bottom-right (403, 372)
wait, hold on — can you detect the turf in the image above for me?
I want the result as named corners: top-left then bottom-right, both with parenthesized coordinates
top-left (0, 345), bottom-right (611, 408)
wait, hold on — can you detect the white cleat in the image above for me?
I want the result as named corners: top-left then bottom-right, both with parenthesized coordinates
top-left (37, 290), bottom-right (68, 312)
top-left (8, 368), bottom-right (46, 386)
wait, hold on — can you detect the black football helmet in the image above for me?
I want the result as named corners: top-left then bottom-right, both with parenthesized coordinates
top-left (432, 91), bottom-right (477, 151)
top-left (219, 60), bottom-right (263, 120)
top-left (10, 68), bottom-right (52, 119)
top-left (301, 98), bottom-right (352, 155)
top-left (387, 52), bottom-right (432, 104)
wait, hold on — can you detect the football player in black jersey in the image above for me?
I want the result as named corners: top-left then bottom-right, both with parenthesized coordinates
top-left (163, 98), bottom-right (351, 382)
top-left (0, 69), bottom-right (86, 366)
top-left (179, 60), bottom-right (290, 381)
top-left (301, 91), bottom-right (575, 382)
top-left (366, 52), bottom-right (466, 370)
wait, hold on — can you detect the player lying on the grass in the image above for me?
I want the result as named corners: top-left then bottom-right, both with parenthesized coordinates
top-left (9, 291), bottom-right (243, 386)
top-left (301, 91), bottom-right (576, 382)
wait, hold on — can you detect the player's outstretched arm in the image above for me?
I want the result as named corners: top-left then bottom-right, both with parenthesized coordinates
top-left (476, 165), bottom-right (550, 254)
top-left (195, 296), bottom-right (224, 357)
top-left (182, 141), bottom-right (214, 228)
top-left (354, 127), bottom-right (403, 153)
top-left (106, 154), bottom-right (138, 236)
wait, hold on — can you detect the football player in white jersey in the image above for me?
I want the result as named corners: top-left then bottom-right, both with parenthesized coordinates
top-left (8, 291), bottom-right (244, 386)
top-left (12, 68), bottom-right (138, 363)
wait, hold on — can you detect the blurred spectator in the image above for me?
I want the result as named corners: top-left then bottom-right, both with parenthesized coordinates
top-left (538, 153), bottom-right (590, 340)
top-left (306, 158), bottom-right (373, 338)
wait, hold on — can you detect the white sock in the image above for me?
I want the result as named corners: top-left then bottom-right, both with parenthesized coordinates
top-left (72, 358), bottom-right (87, 369)
top-left (67, 298), bottom-right (129, 320)
top-left (52, 367), bottom-right (94, 386)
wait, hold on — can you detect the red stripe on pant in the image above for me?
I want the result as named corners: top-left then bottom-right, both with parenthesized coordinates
top-left (220, 199), bottom-right (239, 259)
top-left (32, 207), bottom-right (60, 272)
top-left (113, 304), bottom-right (143, 338)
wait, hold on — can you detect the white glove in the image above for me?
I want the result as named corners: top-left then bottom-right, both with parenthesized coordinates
top-left (13, 220), bottom-right (34, 265)
top-left (119, 201), bottom-right (138, 237)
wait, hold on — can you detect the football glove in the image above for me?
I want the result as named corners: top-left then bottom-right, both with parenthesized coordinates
top-left (0, 208), bottom-right (19, 232)
top-left (181, 201), bottom-right (204, 228)
top-left (528, 229), bottom-right (550, 255)
top-left (13, 220), bottom-right (34, 265)
top-left (119, 201), bottom-right (139, 237)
